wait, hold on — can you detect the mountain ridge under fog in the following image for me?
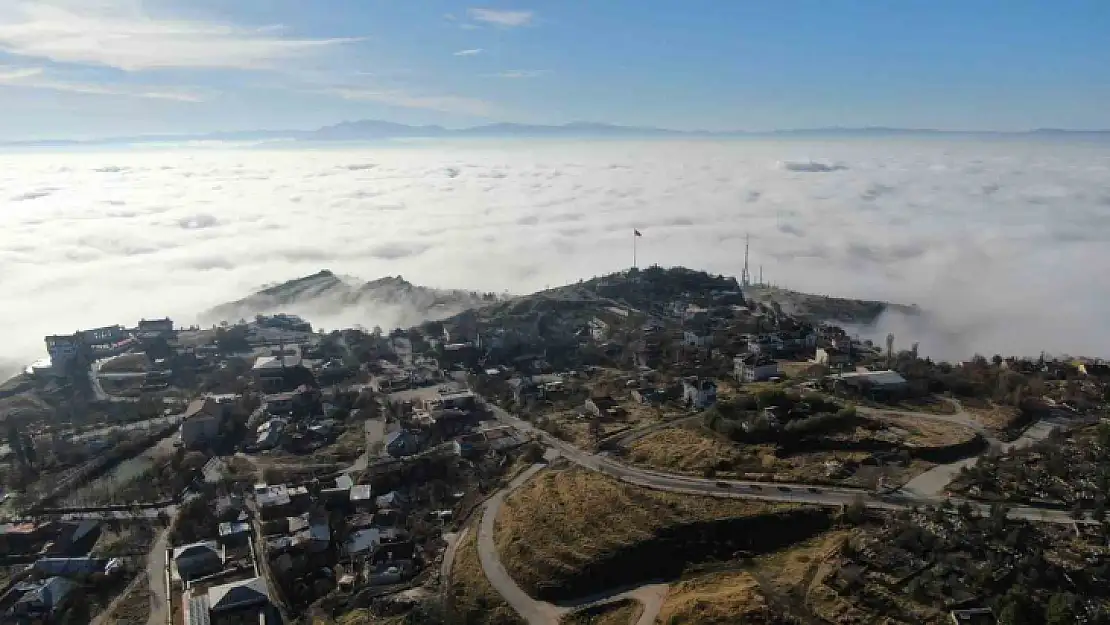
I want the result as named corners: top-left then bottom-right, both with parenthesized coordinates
top-left (200, 270), bottom-right (500, 331)
top-left (201, 268), bottom-right (917, 334)
top-left (7, 122), bottom-right (1110, 147)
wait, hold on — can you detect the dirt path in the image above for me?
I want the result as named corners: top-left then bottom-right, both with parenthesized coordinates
top-left (145, 528), bottom-right (170, 625)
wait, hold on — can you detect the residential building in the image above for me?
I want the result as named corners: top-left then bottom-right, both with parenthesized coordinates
top-left (254, 484), bottom-right (293, 520)
top-left (80, 325), bottom-right (125, 346)
top-left (588, 318), bottom-right (609, 341)
top-left (682, 330), bottom-right (712, 349)
top-left (815, 346), bottom-right (851, 368)
top-left (137, 317), bottom-right (174, 339)
top-left (828, 370), bottom-right (909, 397)
top-left (735, 354), bottom-right (780, 383)
top-left (350, 485), bottom-right (373, 509)
top-left (376, 490), bottom-right (407, 509)
top-left (183, 576), bottom-right (270, 625)
top-left (584, 395), bottom-right (621, 419)
top-left (423, 390), bottom-right (476, 412)
top-left (11, 576), bottom-right (77, 620)
top-left (384, 431), bottom-right (421, 457)
top-left (217, 522), bottom-right (251, 548)
top-left (181, 398), bottom-right (224, 449)
top-left (44, 334), bottom-right (81, 372)
top-left (681, 378), bottom-right (717, 409)
top-left (172, 541), bottom-right (224, 581)
top-left (31, 557), bottom-right (121, 579)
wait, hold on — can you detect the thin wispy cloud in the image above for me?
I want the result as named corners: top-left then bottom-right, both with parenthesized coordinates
top-left (488, 69), bottom-right (547, 79)
top-left (0, 66), bottom-right (43, 81)
top-left (454, 48), bottom-right (483, 56)
top-left (0, 65), bottom-right (206, 101)
top-left (467, 8), bottom-right (534, 27)
top-left (0, 1), bottom-right (361, 71)
top-left (326, 88), bottom-right (495, 117)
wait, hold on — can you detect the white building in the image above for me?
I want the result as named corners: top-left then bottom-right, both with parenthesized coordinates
top-left (588, 318), bottom-right (609, 341)
top-left (682, 378), bottom-right (717, 409)
top-left (735, 354), bottom-right (780, 382)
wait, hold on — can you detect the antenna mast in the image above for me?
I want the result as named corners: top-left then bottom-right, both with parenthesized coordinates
top-left (741, 234), bottom-right (751, 287)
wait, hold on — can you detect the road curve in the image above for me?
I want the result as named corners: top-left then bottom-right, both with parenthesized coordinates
top-left (483, 401), bottom-right (1088, 526)
top-left (475, 462), bottom-right (671, 625)
top-left (477, 463), bottom-right (561, 625)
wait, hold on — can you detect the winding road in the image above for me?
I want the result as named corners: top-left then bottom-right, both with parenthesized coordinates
top-left (464, 398), bottom-right (1094, 625)
top-left (475, 462), bottom-right (671, 625)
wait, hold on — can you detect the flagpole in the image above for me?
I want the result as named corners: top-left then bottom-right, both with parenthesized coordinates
top-left (633, 231), bottom-right (637, 270)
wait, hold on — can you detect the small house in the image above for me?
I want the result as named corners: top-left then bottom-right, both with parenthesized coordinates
top-left (385, 431), bottom-right (421, 458)
top-left (735, 354), bottom-right (780, 383)
top-left (681, 378), bottom-right (717, 409)
top-left (172, 541), bottom-right (224, 581)
top-left (12, 577), bottom-right (77, 619)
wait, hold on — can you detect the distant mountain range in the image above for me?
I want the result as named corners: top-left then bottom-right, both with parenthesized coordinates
top-left (201, 270), bottom-right (498, 332)
top-left (7, 121), bottom-right (1110, 147)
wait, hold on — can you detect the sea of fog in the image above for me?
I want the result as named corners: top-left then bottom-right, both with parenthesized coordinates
top-left (2, 137), bottom-right (1109, 376)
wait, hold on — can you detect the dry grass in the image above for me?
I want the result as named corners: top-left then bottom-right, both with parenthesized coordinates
top-left (963, 402), bottom-right (1022, 431)
top-left (495, 467), bottom-right (782, 597)
top-left (657, 571), bottom-right (772, 624)
top-left (561, 598), bottom-right (641, 625)
top-left (450, 525), bottom-right (524, 625)
top-left (865, 414), bottom-right (977, 447)
top-left (625, 425), bottom-right (938, 488)
top-left (627, 427), bottom-right (742, 475)
top-left (99, 574), bottom-right (151, 625)
top-left (750, 530), bottom-right (851, 589)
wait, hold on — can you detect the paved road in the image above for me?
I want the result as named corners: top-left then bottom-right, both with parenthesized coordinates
top-left (474, 461), bottom-right (673, 625)
top-left (90, 357), bottom-right (141, 403)
top-left (483, 401), bottom-right (1087, 525)
top-left (146, 528), bottom-right (170, 625)
top-left (477, 464), bottom-right (560, 625)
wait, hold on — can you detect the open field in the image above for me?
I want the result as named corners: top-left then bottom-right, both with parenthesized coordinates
top-left (657, 571), bottom-right (773, 624)
top-left (655, 530), bottom-right (855, 624)
top-left (625, 426), bottom-right (743, 475)
top-left (494, 466), bottom-right (824, 601)
top-left (561, 598), bottom-right (641, 625)
top-left (625, 425), bottom-right (940, 488)
top-left (867, 413), bottom-right (978, 448)
top-left (450, 524), bottom-right (524, 625)
top-left (963, 401), bottom-right (1023, 431)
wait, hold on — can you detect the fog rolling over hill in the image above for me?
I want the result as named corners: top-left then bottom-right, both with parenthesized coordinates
top-left (2, 139), bottom-right (1109, 365)
top-left (201, 270), bottom-right (496, 332)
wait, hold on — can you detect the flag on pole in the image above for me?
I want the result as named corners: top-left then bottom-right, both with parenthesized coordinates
top-left (634, 229), bottom-right (642, 237)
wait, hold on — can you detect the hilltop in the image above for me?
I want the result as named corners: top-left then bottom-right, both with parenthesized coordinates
top-left (744, 285), bottom-right (919, 325)
top-left (200, 270), bottom-right (499, 331)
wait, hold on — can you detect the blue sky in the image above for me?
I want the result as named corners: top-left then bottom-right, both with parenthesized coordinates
top-left (0, 0), bottom-right (1108, 140)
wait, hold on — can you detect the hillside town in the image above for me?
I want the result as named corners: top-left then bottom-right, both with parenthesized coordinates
top-left (1, 266), bottom-right (1109, 625)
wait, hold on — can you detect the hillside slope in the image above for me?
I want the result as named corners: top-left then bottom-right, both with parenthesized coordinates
top-left (201, 270), bottom-right (497, 331)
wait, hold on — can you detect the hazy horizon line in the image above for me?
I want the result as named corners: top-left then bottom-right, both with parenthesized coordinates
top-left (6, 120), bottom-right (1110, 148)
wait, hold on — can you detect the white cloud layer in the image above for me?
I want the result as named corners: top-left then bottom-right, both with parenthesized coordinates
top-left (0, 1), bottom-right (359, 71)
top-left (2, 138), bottom-right (1109, 377)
